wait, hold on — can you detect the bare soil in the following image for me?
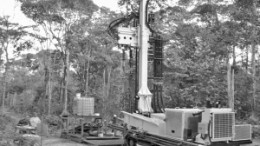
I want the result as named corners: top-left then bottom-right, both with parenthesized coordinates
top-left (244, 138), bottom-right (260, 146)
top-left (41, 137), bottom-right (260, 146)
top-left (42, 137), bottom-right (260, 146)
top-left (42, 138), bottom-right (89, 146)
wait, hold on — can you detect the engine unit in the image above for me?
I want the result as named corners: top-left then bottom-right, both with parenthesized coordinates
top-left (201, 108), bottom-right (235, 142)
top-left (165, 108), bottom-right (202, 140)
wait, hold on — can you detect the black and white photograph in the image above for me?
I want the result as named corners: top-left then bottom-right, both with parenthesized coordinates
top-left (0, 0), bottom-right (259, 146)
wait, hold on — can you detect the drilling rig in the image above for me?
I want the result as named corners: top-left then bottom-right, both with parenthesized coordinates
top-left (107, 0), bottom-right (252, 146)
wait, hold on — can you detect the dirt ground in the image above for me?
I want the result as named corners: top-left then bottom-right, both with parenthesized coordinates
top-left (42, 137), bottom-right (260, 146)
top-left (244, 138), bottom-right (260, 146)
top-left (42, 138), bottom-right (89, 146)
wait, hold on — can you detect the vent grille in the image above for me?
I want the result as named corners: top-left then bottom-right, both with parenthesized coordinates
top-left (233, 125), bottom-right (251, 141)
top-left (213, 113), bottom-right (234, 140)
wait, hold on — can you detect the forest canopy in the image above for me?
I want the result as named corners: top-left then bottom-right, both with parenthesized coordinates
top-left (0, 0), bottom-right (259, 123)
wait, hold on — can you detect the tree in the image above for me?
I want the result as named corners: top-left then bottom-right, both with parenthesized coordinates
top-left (0, 16), bottom-right (35, 114)
top-left (10, 0), bottom-right (260, 122)
top-left (20, 0), bottom-right (99, 115)
top-left (18, 0), bottom-right (127, 119)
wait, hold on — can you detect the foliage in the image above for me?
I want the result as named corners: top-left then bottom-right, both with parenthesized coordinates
top-left (1, 0), bottom-right (259, 125)
top-left (0, 114), bottom-right (18, 145)
top-left (10, 0), bottom-right (125, 121)
top-left (152, 0), bottom-right (260, 120)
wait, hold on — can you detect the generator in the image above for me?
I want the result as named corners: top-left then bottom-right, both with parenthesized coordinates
top-left (164, 108), bottom-right (252, 144)
top-left (198, 108), bottom-right (234, 142)
top-left (196, 108), bottom-right (252, 145)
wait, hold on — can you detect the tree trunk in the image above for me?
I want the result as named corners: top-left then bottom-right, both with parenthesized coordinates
top-left (103, 67), bottom-right (112, 99)
top-left (62, 58), bottom-right (66, 103)
top-left (13, 92), bottom-right (17, 107)
top-left (64, 50), bottom-right (69, 114)
top-left (59, 79), bottom-right (63, 103)
top-left (2, 43), bottom-right (10, 114)
top-left (43, 60), bottom-right (48, 114)
top-left (103, 69), bottom-right (106, 98)
top-left (250, 0), bottom-right (258, 120)
top-left (48, 73), bottom-right (52, 115)
top-left (102, 69), bottom-right (106, 114)
top-left (246, 46), bottom-right (249, 72)
top-left (60, 50), bottom-right (67, 104)
top-left (251, 44), bottom-right (256, 114)
top-left (47, 51), bottom-right (55, 115)
top-left (1, 81), bottom-right (6, 114)
top-left (227, 56), bottom-right (232, 110)
top-left (233, 46), bottom-right (236, 67)
top-left (227, 46), bottom-right (234, 111)
top-left (85, 52), bottom-right (90, 96)
top-left (106, 67), bottom-right (112, 98)
top-left (231, 69), bottom-right (234, 111)
top-left (7, 92), bottom-right (9, 107)
top-left (231, 46), bottom-right (235, 111)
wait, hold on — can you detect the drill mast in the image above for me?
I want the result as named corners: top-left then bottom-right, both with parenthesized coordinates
top-left (137, 0), bottom-right (153, 113)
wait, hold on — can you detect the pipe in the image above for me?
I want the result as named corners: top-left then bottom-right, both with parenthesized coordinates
top-left (137, 0), bottom-right (153, 113)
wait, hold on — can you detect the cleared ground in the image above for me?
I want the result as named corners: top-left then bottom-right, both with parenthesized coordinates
top-left (42, 137), bottom-right (260, 146)
top-left (42, 138), bottom-right (89, 146)
top-left (244, 138), bottom-right (260, 146)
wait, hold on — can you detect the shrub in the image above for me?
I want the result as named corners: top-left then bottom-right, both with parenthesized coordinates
top-left (0, 114), bottom-right (18, 145)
